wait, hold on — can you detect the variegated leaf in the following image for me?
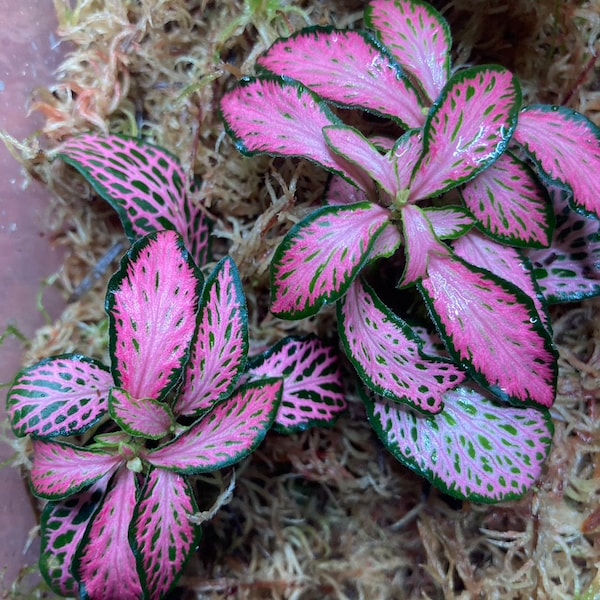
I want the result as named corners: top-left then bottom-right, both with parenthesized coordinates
top-left (257, 26), bottom-right (424, 128)
top-left (453, 231), bottom-right (550, 329)
top-left (176, 257), bottom-right (249, 417)
top-left (325, 174), bottom-right (370, 206)
top-left (423, 206), bottom-right (474, 239)
top-left (131, 468), bottom-right (200, 600)
top-left (411, 66), bottom-right (521, 199)
top-left (418, 252), bottom-right (557, 407)
top-left (220, 76), bottom-right (374, 193)
top-left (7, 354), bottom-right (111, 439)
top-left (460, 151), bottom-right (553, 247)
top-left (392, 129), bottom-right (424, 193)
top-left (339, 278), bottom-right (464, 413)
top-left (364, 385), bottom-right (554, 502)
top-left (270, 202), bottom-right (392, 318)
top-left (514, 105), bottom-right (600, 219)
top-left (30, 439), bottom-right (122, 500)
top-left (527, 188), bottom-right (600, 303)
top-left (109, 388), bottom-right (174, 440)
top-left (75, 468), bottom-right (142, 600)
top-left (247, 336), bottom-right (347, 433)
top-left (147, 378), bottom-right (282, 474)
top-left (59, 134), bottom-right (209, 265)
top-left (364, 0), bottom-right (452, 103)
top-left (39, 475), bottom-right (110, 597)
top-left (106, 231), bottom-right (202, 401)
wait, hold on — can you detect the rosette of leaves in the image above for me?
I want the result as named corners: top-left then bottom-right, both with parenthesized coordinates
top-left (220, 0), bottom-right (600, 501)
top-left (7, 229), bottom-right (345, 599)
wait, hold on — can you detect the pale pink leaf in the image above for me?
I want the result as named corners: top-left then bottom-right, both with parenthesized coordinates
top-left (7, 354), bottom-right (111, 439)
top-left (107, 230), bottom-right (201, 401)
top-left (30, 439), bottom-right (122, 500)
top-left (39, 475), bottom-right (110, 597)
top-left (176, 257), bottom-right (249, 417)
top-left (108, 387), bottom-right (174, 440)
top-left (365, 385), bottom-right (553, 502)
top-left (423, 206), bottom-right (474, 239)
top-left (339, 279), bottom-right (464, 413)
top-left (75, 469), bottom-right (142, 600)
top-left (270, 202), bottom-right (392, 318)
top-left (131, 468), bottom-right (200, 599)
top-left (257, 27), bottom-right (424, 128)
top-left (418, 253), bottom-right (557, 407)
top-left (248, 336), bottom-right (347, 432)
top-left (365, 0), bottom-right (452, 102)
top-left (325, 174), bottom-right (370, 206)
top-left (393, 129), bottom-right (424, 192)
top-left (148, 378), bottom-right (282, 473)
top-left (411, 66), bottom-right (521, 199)
top-left (460, 151), bottom-right (553, 247)
top-left (514, 105), bottom-right (600, 219)
top-left (59, 134), bottom-right (209, 265)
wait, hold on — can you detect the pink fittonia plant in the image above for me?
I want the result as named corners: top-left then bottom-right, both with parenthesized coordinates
top-left (7, 229), bottom-right (345, 599)
top-left (220, 0), bottom-right (600, 500)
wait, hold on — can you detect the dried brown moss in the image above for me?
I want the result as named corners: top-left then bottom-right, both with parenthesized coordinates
top-left (7, 0), bottom-right (600, 598)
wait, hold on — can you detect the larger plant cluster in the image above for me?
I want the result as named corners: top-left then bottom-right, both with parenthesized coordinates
top-left (6, 0), bottom-right (600, 598)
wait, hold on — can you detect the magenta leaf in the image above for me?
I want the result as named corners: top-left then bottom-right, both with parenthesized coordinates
top-left (106, 230), bottom-right (202, 401)
top-left (270, 202), bottom-right (392, 318)
top-left (130, 468), bottom-right (200, 599)
top-left (514, 105), bottom-right (600, 219)
top-left (59, 134), bottom-right (209, 265)
top-left (527, 188), bottom-right (600, 303)
top-left (75, 468), bottom-right (142, 600)
top-left (108, 388), bottom-right (174, 440)
top-left (418, 252), bottom-right (557, 407)
top-left (39, 475), bottom-right (110, 597)
top-left (364, 385), bottom-right (554, 502)
top-left (148, 378), bottom-right (282, 474)
top-left (247, 336), bottom-right (347, 433)
top-left (220, 76), bottom-right (373, 193)
top-left (422, 206), bottom-right (474, 239)
top-left (365, 0), bottom-right (452, 103)
top-left (30, 439), bottom-right (122, 500)
top-left (7, 354), bottom-right (111, 439)
top-left (257, 26), bottom-right (425, 128)
top-left (339, 279), bottom-right (464, 413)
top-left (176, 257), bottom-right (249, 417)
top-left (411, 66), bottom-right (521, 199)
top-left (325, 174), bottom-right (370, 206)
top-left (460, 151), bottom-right (554, 247)
top-left (392, 129), bottom-right (424, 191)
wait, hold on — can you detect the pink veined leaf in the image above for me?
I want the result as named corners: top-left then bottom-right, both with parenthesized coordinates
top-left (339, 278), bottom-right (464, 413)
top-left (220, 76), bottom-right (374, 194)
top-left (176, 257), bottom-right (249, 417)
top-left (364, 0), bottom-right (452, 103)
top-left (399, 204), bottom-right (446, 287)
top-left (393, 129), bottom-right (424, 192)
top-left (526, 188), bottom-right (600, 303)
top-left (108, 388), bottom-right (174, 440)
top-left (130, 468), bottom-right (200, 600)
top-left (247, 336), bottom-right (347, 433)
top-left (75, 468), bottom-right (142, 600)
top-left (422, 206), bottom-right (474, 239)
top-left (148, 378), bottom-right (282, 474)
top-left (39, 474), bottom-right (110, 597)
top-left (411, 66), bottom-right (521, 199)
top-left (30, 439), bottom-right (122, 500)
top-left (364, 385), bottom-right (554, 502)
top-left (325, 174), bottom-right (370, 206)
top-left (271, 202), bottom-right (392, 318)
top-left (418, 252), bottom-right (557, 407)
top-left (257, 27), bottom-right (425, 128)
top-left (324, 125), bottom-right (398, 196)
top-left (107, 231), bottom-right (202, 401)
top-left (514, 105), bottom-right (600, 219)
top-left (7, 354), bottom-right (112, 439)
top-left (453, 231), bottom-right (550, 329)
top-left (58, 134), bottom-right (209, 265)
top-left (460, 151), bottom-right (553, 247)
top-left (369, 222), bottom-right (403, 262)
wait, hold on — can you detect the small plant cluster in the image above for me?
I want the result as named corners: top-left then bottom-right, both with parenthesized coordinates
top-left (220, 0), bottom-right (600, 501)
top-left (7, 136), bottom-right (346, 599)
